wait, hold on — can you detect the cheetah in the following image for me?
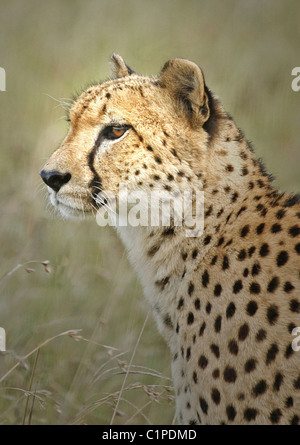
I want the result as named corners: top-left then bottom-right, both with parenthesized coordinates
top-left (40, 54), bottom-right (300, 425)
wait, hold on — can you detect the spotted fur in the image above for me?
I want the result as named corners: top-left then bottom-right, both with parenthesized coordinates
top-left (41, 54), bottom-right (300, 425)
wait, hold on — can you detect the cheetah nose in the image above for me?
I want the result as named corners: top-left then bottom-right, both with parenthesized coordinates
top-left (40, 169), bottom-right (71, 193)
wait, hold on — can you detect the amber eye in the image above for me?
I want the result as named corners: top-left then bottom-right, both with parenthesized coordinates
top-left (103, 125), bottom-right (130, 140)
top-left (112, 127), bottom-right (126, 138)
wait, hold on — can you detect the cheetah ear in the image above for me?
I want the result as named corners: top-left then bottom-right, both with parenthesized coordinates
top-left (110, 53), bottom-right (136, 79)
top-left (159, 58), bottom-right (210, 128)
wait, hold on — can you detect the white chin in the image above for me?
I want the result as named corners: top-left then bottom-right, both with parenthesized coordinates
top-left (56, 202), bottom-right (86, 220)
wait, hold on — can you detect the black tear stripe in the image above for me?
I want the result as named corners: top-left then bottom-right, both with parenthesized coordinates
top-left (88, 132), bottom-right (103, 205)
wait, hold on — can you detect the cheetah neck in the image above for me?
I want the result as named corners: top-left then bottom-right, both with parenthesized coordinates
top-left (117, 105), bottom-right (274, 347)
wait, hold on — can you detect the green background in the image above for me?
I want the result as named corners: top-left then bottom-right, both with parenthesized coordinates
top-left (0, 0), bottom-right (299, 424)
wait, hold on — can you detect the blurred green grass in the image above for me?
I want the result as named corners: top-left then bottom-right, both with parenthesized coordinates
top-left (0, 0), bottom-right (299, 424)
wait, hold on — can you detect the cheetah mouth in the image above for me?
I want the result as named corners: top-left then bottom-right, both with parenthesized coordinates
top-left (49, 192), bottom-right (95, 219)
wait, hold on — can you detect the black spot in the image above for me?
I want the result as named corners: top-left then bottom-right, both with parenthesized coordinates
top-left (259, 243), bottom-right (269, 257)
top-left (246, 300), bottom-right (258, 316)
top-left (204, 235), bottom-right (211, 245)
top-left (290, 299), bottom-right (300, 313)
top-left (224, 366), bottom-right (237, 383)
top-left (243, 268), bottom-right (249, 277)
top-left (266, 343), bottom-right (279, 365)
top-left (193, 371), bottom-right (198, 384)
top-left (155, 276), bottom-right (170, 291)
top-left (245, 358), bottom-right (257, 373)
top-left (294, 375), bottom-right (300, 389)
top-left (273, 373), bottom-right (283, 392)
top-left (217, 235), bottom-right (224, 245)
top-left (238, 249), bottom-right (247, 261)
top-left (240, 225), bottom-right (250, 237)
top-left (211, 388), bottom-right (221, 405)
top-left (186, 347), bottom-right (191, 361)
top-left (206, 302), bottom-right (212, 314)
top-left (296, 243), bottom-right (300, 254)
top-left (233, 280), bottom-right (243, 294)
top-left (214, 315), bottom-right (222, 333)
top-left (256, 329), bottom-right (266, 342)
top-left (205, 205), bottom-right (213, 217)
top-left (187, 312), bottom-right (194, 325)
top-left (148, 244), bottom-right (160, 257)
top-left (244, 408), bottom-right (258, 421)
top-left (256, 223), bottom-right (265, 234)
top-left (228, 339), bottom-right (238, 355)
top-left (241, 167), bottom-right (249, 176)
top-left (192, 249), bottom-right (198, 259)
top-left (250, 282), bottom-right (261, 294)
top-left (226, 164), bottom-right (234, 172)
top-left (212, 369), bottom-right (220, 379)
top-left (289, 225), bottom-right (300, 237)
top-left (267, 305), bottom-right (279, 325)
top-left (222, 255), bottom-right (230, 270)
top-left (285, 397), bottom-right (293, 408)
top-left (154, 155), bottom-right (162, 164)
top-left (276, 250), bottom-right (289, 267)
top-left (146, 145), bottom-right (153, 152)
top-left (238, 323), bottom-right (249, 341)
top-left (283, 194), bottom-right (300, 207)
top-left (198, 355), bottom-right (208, 369)
top-left (105, 92), bottom-right (111, 99)
top-left (214, 284), bottom-right (222, 297)
top-left (177, 297), bottom-right (184, 310)
top-left (188, 282), bottom-right (194, 296)
top-left (252, 379), bottom-right (267, 397)
top-left (290, 415), bottom-right (299, 425)
top-left (199, 322), bottom-right (206, 336)
top-left (226, 405), bottom-right (237, 421)
top-left (267, 277), bottom-right (279, 293)
top-left (248, 246), bottom-right (256, 257)
top-left (199, 397), bottom-right (208, 414)
top-left (284, 281), bottom-right (294, 293)
top-left (288, 323), bottom-right (296, 334)
top-left (211, 255), bottom-right (218, 265)
top-left (164, 314), bottom-right (173, 329)
top-left (231, 192), bottom-right (239, 203)
top-left (285, 343), bottom-right (294, 359)
top-left (251, 262), bottom-right (261, 276)
top-left (270, 409), bottom-right (282, 424)
top-left (167, 173), bottom-right (174, 181)
top-left (202, 270), bottom-right (209, 288)
top-left (271, 223), bottom-right (282, 233)
top-left (163, 227), bottom-right (175, 236)
top-left (237, 206), bottom-right (247, 216)
top-left (210, 344), bottom-right (220, 358)
top-left (276, 208), bottom-right (287, 221)
top-left (226, 302), bottom-right (236, 319)
top-left (182, 252), bottom-right (188, 261)
top-left (192, 299), bottom-right (199, 311)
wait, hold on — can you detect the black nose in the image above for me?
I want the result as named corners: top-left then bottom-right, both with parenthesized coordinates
top-left (40, 169), bottom-right (71, 193)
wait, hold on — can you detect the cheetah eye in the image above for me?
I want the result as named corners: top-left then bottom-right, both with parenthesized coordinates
top-left (103, 125), bottom-right (130, 140)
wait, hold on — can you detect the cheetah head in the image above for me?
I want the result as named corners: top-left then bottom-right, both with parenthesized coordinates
top-left (40, 54), bottom-right (212, 221)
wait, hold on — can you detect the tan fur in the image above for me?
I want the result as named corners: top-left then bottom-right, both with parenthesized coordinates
top-left (41, 55), bottom-right (300, 425)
